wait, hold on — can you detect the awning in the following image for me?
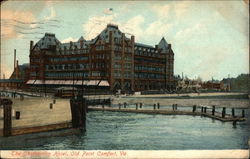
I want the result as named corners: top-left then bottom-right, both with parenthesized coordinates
top-left (45, 80), bottom-right (54, 84)
top-left (34, 80), bottom-right (44, 85)
top-left (75, 80), bottom-right (88, 85)
top-left (25, 80), bottom-right (110, 87)
top-left (86, 80), bottom-right (99, 86)
top-left (26, 80), bottom-right (36, 84)
top-left (64, 80), bottom-right (74, 85)
top-left (98, 80), bottom-right (110, 86)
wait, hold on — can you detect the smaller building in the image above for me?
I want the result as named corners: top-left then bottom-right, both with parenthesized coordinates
top-left (0, 63), bottom-right (30, 90)
top-left (201, 80), bottom-right (222, 91)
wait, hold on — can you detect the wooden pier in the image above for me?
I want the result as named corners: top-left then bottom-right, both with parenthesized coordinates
top-left (0, 96), bottom-right (87, 137)
top-left (0, 93), bottom-right (248, 137)
top-left (88, 104), bottom-right (246, 122)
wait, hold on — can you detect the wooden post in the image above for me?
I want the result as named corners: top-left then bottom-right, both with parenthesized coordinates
top-left (204, 107), bottom-right (207, 113)
top-left (15, 111), bottom-right (20, 120)
top-left (222, 107), bottom-right (226, 118)
top-left (232, 108), bottom-right (235, 117)
top-left (212, 105), bottom-right (215, 115)
top-left (70, 96), bottom-right (87, 130)
top-left (242, 110), bottom-right (245, 118)
top-left (139, 103), bottom-right (142, 108)
top-left (153, 104), bottom-right (156, 110)
top-left (193, 105), bottom-right (196, 112)
top-left (172, 104), bottom-right (175, 111)
top-left (201, 107), bottom-right (203, 112)
top-left (124, 102), bottom-right (127, 108)
top-left (3, 99), bottom-right (12, 137)
top-left (233, 121), bottom-right (237, 128)
top-left (102, 104), bottom-right (104, 110)
top-left (53, 99), bottom-right (56, 104)
top-left (49, 103), bottom-right (53, 109)
top-left (118, 103), bottom-right (121, 109)
top-left (157, 103), bottom-right (160, 109)
top-left (136, 103), bottom-right (138, 110)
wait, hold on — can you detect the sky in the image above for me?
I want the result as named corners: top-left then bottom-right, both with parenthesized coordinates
top-left (1, 0), bottom-right (249, 81)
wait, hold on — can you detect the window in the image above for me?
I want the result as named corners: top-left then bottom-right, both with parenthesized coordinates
top-left (114, 71), bottom-right (121, 77)
top-left (114, 63), bottom-right (121, 69)
top-left (96, 45), bottom-right (104, 50)
top-left (115, 54), bottom-right (121, 60)
top-left (124, 63), bottom-right (131, 69)
top-left (92, 71), bottom-right (101, 77)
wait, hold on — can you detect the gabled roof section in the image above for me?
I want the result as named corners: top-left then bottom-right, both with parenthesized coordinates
top-left (92, 24), bottom-right (129, 43)
top-left (158, 37), bottom-right (169, 53)
top-left (33, 33), bottom-right (61, 50)
top-left (78, 36), bottom-right (86, 42)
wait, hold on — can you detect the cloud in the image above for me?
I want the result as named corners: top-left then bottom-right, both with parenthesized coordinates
top-left (152, 4), bottom-right (170, 18)
top-left (61, 37), bottom-right (78, 43)
top-left (44, 6), bottom-right (56, 21)
top-left (174, 1), bottom-right (191, 19)
top-left (145, 21), bottom-right (172, 39)
top-left (1, 10), bottom-right (36, 39)
top-left (82, 14), bottom-right (117, 40)
top-left (120, 15), bottom-right (145, 40)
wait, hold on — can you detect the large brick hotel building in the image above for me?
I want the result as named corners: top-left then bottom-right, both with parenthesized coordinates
top-left (27, 24), bottom-right (174, 92)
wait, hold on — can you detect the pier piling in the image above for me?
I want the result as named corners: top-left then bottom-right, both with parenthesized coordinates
top-left (232, 108), bottom-right (235, 117)
top-left (70, 96), bottom-right (87, 130)
top-left (242, 110), bottom-right (245, 118)
top-left (157, 103), bottom-right (160, 109)
top-left (222, 107), bottom-right (226, 118)
top-left (212, 105), bottom-right (215, 115)
top-left (124, 102), bottom-right (127, 108)
top-left (193, 105), bottom-right (196, 112)
top-left (136, 103), bottom-right (138, 110)
top-left (3, 99), bottom-right (13, 137)
top-left (204, 107), bottom-right (207, 113)
top-left (153, 104), bottom-right (156, 110)
top-left (118, 103), bottom-right (121, 109)
top-left (139, 103), bottom-right (142, 108)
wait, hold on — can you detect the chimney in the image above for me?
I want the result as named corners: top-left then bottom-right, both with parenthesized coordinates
top-left (30, 41), bottom-right (34, 50)
top-left (131, 35), bottom-right (135, 43)
top-left (14, 49), bottom-right (16, 69)
top-left (168, 44), bottom-right (171, 49)
top-left (16, 60), bottom-right (19, 79)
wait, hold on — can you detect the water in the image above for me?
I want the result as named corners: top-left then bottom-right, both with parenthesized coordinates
top-left (1, 110), bottom-right (249, 150)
